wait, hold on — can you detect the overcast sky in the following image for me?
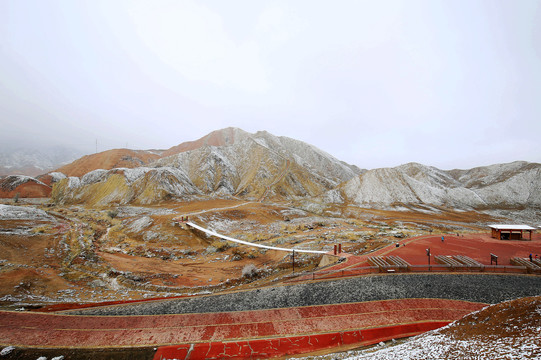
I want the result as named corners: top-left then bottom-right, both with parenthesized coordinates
top-left (1, 0), bottom-right (540, 170)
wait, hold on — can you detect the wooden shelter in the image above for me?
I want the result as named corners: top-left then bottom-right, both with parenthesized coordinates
top-left (489, 224), bottom-right (535, 240)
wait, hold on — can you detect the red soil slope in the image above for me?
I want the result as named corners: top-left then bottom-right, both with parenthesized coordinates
top-left (161, 127), bottom-right (242, 157)
top-left (440, 296), bottom-right (540, 339)
top-left (0, 176), bottom-right (51, 198)
top-left (55, 149), bottom-right (161, 177)
top-left (50, 128), bottom-right (241, 177)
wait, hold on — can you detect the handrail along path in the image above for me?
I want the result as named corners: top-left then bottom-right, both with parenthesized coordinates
top-left (186, 221), bottom-right (327, 254)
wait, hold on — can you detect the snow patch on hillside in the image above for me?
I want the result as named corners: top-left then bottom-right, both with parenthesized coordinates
top-left (117, 206), bottom-right (175, 217)
top-left (343, 332), bottom-right (540, 359)
top-left (0, 175), bottom-right (49, 191)
top-left (123, 167), bottom-right (153, 184)
top-left (48, 172), bottom-right (67, 182)
top-left (67, 177), bottom-right (81, 189)
top-left (81, 169), bottom-right (108, 185)
top-left (0, 204), bottom-right (53, 220)
top-left (127, 216), bottom-right (154, 233)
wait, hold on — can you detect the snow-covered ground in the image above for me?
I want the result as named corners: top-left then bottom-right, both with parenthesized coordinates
top-left (341, 331), bottom-right (540, 359)
top-left (0, 204), bottom-right (52, 220)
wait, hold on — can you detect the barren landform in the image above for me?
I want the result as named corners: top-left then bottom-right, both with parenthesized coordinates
top-left (0, 128), bottom-right (540, 359)
top-left (0, 198), bottom-right (515, 310)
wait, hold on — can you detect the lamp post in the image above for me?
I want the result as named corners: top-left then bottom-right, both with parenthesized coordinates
top-left (426, 248), bottom-right (431, 271)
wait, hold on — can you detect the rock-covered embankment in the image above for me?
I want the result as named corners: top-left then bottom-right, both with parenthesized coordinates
top-left (67, 273), bottom-right (541, 316)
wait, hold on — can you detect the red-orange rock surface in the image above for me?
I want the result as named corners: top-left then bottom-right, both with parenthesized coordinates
top-left (0, 176), bottom-right (51, 198)
top-left (55, 149), bottom-right (161, 177)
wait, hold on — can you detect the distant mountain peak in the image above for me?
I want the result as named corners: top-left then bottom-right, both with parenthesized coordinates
top-left (161, 127), bottom-right (250, 158)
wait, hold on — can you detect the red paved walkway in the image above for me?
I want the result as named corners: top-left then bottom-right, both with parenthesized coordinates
top-left (0, 298), bottom-right (483, 358)
top-left (321, 233), bottom-right (541, 273)
top-left (378, 233), bottom-right (541, 266)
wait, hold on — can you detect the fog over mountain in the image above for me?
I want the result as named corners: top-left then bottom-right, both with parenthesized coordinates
top-left (1, 2), bottom-right (540, 170)
top-left (0, 145), bottom-right (84, 177)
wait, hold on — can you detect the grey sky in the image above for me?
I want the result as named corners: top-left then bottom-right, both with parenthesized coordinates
top-left (1, 0), bottom-right (540, 170)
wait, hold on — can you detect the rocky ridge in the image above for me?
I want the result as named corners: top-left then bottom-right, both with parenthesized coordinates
top-left (51, 167), bottom-right (201, 206)
top-left (3, 128), bottom-right (540, 217)
top-left (51, 129), bottom-right (362, 205)
top-left (333, 161), bottom-right (541, 211)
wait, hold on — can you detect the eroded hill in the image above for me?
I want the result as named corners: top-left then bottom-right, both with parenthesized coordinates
top-left (333, 161), bottom-right (541, 214)
top-left (51, 129), bottom-right (362, 205)
top-left (2, 128), bottom-right (539, 224)
top-left (55, 149), bottom-right (163, 177)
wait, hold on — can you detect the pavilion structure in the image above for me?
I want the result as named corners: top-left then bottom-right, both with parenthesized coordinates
top-left (488, 224), bottom-right (536, 240)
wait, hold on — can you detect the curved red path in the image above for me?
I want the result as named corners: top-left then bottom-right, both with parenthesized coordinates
top-left (0, 298), bottom-right (483, 358)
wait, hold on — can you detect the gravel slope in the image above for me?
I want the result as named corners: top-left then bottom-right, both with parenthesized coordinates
top-left (66, 273), bottom-right (541, 316)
